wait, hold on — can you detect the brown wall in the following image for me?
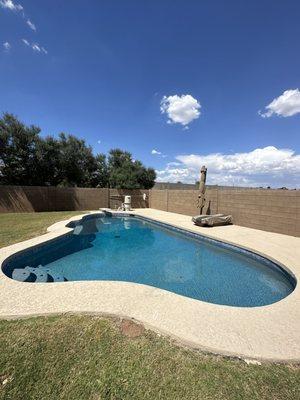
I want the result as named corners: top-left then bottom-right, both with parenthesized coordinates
top-left (109, 189), bottom-right (149, 210)
top-left (0, 186), bottom-right (148, 213)
top-left (1, 185), bottom-right (299, 237)
top-left (150, 188), bottom-right (300, 237)
top-left (149, 189), bottom-right (218, 216)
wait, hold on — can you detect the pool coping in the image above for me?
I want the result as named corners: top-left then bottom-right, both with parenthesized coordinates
top-left (0, 209), bottom-right (299, 363)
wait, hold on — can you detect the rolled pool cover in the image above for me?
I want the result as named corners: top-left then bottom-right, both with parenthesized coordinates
top-left (192, 214), bottom-right (233, 227)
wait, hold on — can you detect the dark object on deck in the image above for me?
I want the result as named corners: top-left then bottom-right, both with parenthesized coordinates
top-left (192, 214), bottom-right (233, 227)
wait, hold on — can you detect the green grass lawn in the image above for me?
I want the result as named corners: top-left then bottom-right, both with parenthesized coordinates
top-left (0, 315), bottom-right (299, 400)
top-left (0, 212), bottom-right (299, 399)
top-left (0, 211), bottom-right (85, 248)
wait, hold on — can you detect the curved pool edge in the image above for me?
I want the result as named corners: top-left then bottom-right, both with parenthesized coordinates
top-left (0, 209), bottom-right (300, 363)
top-left (133, 214), bottom-right (297, 289)
top-left (51, 210), bottom-right (298, 289)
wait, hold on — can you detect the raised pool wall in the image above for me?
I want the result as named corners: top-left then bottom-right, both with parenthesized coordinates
top-left (0, 185), bottom-right (299, 237)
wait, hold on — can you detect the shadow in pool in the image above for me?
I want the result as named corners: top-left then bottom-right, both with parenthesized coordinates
top-left (2, 232), bottom-right (96, 282)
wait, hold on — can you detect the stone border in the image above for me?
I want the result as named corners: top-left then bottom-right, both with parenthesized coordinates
top-left (0, 209), bottom-right (299, 363)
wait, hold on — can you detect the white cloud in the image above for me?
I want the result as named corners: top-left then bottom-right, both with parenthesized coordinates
top-left (32, 43), bottom-right (41, 52)
top-left (22, 38), bottom-right (29, 46)
top-left (259, 89), bottom-right (300, 118)
top-left (3, 41), bottom-right (11, 50)
top-left (97, 140), bottom-right (101, 144)
top-left (22, 39), bottom-right (47, 54)
top-left (160, 94), bottom-right (201, 127)
top-left (26, 18), bottom-right (36, 31)
top-left (151, 149), bottom-right (162, 155)
top-left (151, 149), bottom-right (167, 158)
top-left (0, 0), bottom-right (23, 11)
top-left (156, 165), bottom-right (196, 184)
top-left (155, 146), bottom-right (300, 188)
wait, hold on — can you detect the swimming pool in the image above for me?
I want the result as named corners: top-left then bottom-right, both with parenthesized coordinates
top-left (2, 214), bottom-right (295, 307)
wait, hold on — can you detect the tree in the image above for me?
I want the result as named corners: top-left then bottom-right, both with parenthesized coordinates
top-left (89, 154), bottom-right (109, 188)
top-left (135, 164), bottom-right (156, 189)
top-left (57, 133), bottom-right (98, 187)
top-left (0, 113), bottom-right (41, 185)
top-left (107, 149), bottom-right (156, 189)
top-left (35, 136), bottom-right (62, 186)
top-left (0, 114), bottom-right (156, 189)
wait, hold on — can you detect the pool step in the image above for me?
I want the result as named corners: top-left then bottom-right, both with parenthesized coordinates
top-left (25, 266), bottom-right (48, 282)
top-left (11, 266), bottom-right (67, 283)
top-left (73, 225), bottom-right (83, 235)
top-left (12, 268), bottom-right (31, 282)
top-left (38, 266), bottom-right (67, 282)
top-left (100, 218), bottom-right (111, 225)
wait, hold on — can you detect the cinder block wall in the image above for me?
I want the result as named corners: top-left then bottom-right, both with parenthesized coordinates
top-left (149, 188), bottom-right (300, 237)
top-left (0, 186), bottom-right (110, 212)
top-left (109, 189), bottom-right (149, 209)
top-left (155, 189), bottom-right (218, 216)
top-left (0, 186), bottom-right (150, 213)
top-left (217, 189), bottom-right (300, 237)
top-left (149, 189), bottom-right (218, 216)
top-left (1, 185), bottom-right (299, 236)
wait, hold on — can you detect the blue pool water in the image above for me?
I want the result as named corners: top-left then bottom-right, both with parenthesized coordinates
top-left (3, 215), bottom-right (295, 307)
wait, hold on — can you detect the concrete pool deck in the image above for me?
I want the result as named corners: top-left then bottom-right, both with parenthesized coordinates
top-left (0, 208), bottom-right (299, 363)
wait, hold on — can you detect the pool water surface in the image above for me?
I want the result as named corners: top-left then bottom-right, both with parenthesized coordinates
top-left (2, 215), bottom-right (295, 307)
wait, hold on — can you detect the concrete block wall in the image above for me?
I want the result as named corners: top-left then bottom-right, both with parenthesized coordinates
top-left (0, 185), bottom-right (299, 236)
top-left (0, 186), bottom-right (150, 213)
top-left (0, 186), bottom-right (110, 213)
top-left (153, 189), bottom-right (218, 216)
top-left (149, 188), bottom-right (300, 237)
top-left (109, 189), bottom-right (149, 209)
top-left (217, 189), bottom-right (300, 237)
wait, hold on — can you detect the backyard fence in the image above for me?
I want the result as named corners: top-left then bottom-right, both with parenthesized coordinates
top-left (0, 185), bottom-right (299, 237)
top-left (0, 186), bottom-right (148, 213)
top-left (149, 188), bottom-right (300, 237)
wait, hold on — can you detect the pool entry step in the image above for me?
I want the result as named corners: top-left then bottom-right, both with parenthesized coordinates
top-left (12, 265), bottom-right (67, 283)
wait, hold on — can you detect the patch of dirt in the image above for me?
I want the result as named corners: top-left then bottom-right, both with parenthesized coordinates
top-left (119, 319), bottom-right (145, 338)
top-left (0, 374), bottom-right (13, 387)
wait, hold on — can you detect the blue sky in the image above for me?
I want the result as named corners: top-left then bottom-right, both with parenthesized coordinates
top-left (1, 0), bottom-right (300, 187)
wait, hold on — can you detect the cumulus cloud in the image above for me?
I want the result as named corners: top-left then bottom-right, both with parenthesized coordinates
top-left (0, 0), bottom-right (23, 11)
top-left (26, 18), bottom-right (36, 31)
top-left (151, 149), bottom-right (162, 155)
top-left (160, 94), bottom-right (201, 127)
top-left (259, 89), bottom-right (300, 118)
top-left (155, 146), bottom-right (300, 188)
top-left (3, 41), bottom-right (11, 50)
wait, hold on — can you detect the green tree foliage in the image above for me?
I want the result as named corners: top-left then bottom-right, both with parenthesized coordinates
top-left (0, 113), bottom-right (41, 185)
top-left (35, 136), bottom-right (62, 186)
top-left (91, 154), bottom-right (109, 188)
top-left (57, 133), bottom-right (99, 187)
top-left (0, 114), bottom-right (156, 189)
top-left (108, 149), bottom-right (156, 189)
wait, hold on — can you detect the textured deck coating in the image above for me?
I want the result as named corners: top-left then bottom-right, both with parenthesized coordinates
top-left (0, 209), bottom-right (299, 362)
